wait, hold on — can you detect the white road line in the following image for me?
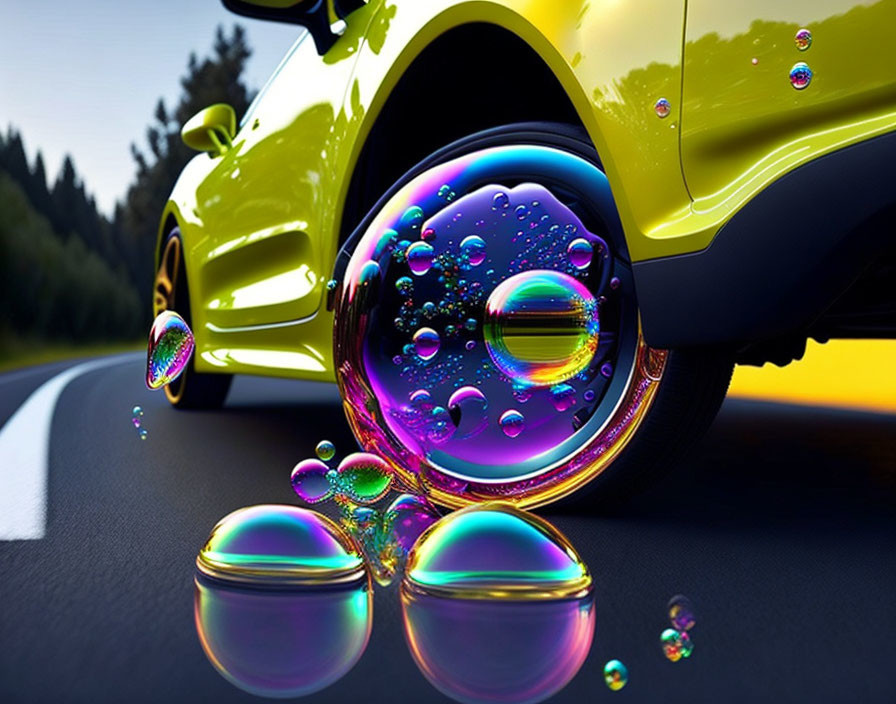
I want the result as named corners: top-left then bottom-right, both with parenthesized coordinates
top-left (0, 354), bottom-right (138, 540)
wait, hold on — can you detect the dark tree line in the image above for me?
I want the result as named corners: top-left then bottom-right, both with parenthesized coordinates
top-left (0, 25), bottom-right (254, 351)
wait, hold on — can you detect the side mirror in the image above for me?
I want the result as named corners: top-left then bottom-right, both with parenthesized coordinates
top-left (181, 104), bottom-right (237, 156)
top-left (221, 0), bottom-right (366, 55)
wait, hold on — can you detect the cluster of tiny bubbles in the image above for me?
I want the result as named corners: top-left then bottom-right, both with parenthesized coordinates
top-left (131, 405), bottom-right (147, 440)
top-left (413, 327), bottom-right (441, 360)
top-left (437, 184), bottom-right (457, 202)
top-left (316, 439), bottom-right (336, 462)
top-left (661, 628), bottom-right (694, 662)
top-left (395, 276), bottom-right (413, 296)
top-left (603, 659), bottom-right (628, 691)
top-left (499, 409), bottom-right (526, 438)
top-left (566, 238), bottom-right (594, 269)
top-left (291, 450), bottom-right (393, 507)
top-left (406, 241), bottom-right (435, 275)
top-left (668, 594), bottom-right (696, 631)
top-left (145, 310), bottom-right (195, 390)
top-left (790, 61), bottom-right (813, 90)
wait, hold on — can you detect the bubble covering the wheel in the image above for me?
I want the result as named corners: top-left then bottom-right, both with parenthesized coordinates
top-left (334, 145), bottom-right (667, 508)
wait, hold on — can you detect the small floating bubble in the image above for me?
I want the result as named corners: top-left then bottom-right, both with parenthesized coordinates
top-left (583, 389), bottom-right (596, 402)
top-left (146, 310), bottom-right (195, 390)
top-left (131, 416), bottom-right (142, 429)
top-left (550, 383), bottom-right (576, 412)
top-left (400, 205), bottom-right (424, 232)
top-left (464, 340), bottom-right (476, 351)
top-left (499, 409), bottom-right (525, 438)
top-left (795, 28), bottom-right (812, 51)
top-left (515, 205), bottom-right (530, 220)
top-left (413, 328), bottom-right (441, 361)
top-left (422, 301), bottom-right (437, 318)
top-left (492, 192), bottom-right (510, 210)
top-left (668, 594), bottom-right (696, 631)
top-left (603, 660), bottom-right (628, 691)
top-left (609, 276), bottom-right (621, 290)
top-left (421, 227), bottom-right (436, 242)
top-left (326, 278), bottom-right (338, 292)
top-left (410, 389), bottom-right (432, 406)
top-left (139, 428), bottom-right (148, 440)
top-left (335, 453), bottom-right (393, 505)
top-left (600, 362), bottom-right (613, 378)
top-left (357, 260), bottom-right (381, 288)
top-left (448, 386), bottom-right (489, 438)
top-left (132, 405), bottom-right (143, 417)
top-left (395, 276), bottom-right (413, 296)
top-left (460, 235), bottom-right (487, 266)
top-left (437, 185), bottom-right (451, 199)
top-left (291, 459), bottom-right (334, 504)
top-left (406, 242), bottom-right (435, 276)
top-left (387, 494), bottom-right (440, 552)
top-left (315, 440), bottom-right (336, 462)
top-left (661, 628), bottom-right (693, 662)
top-left (567, 238), bottom-right (594, 269)
top-left (464, 318), bottom-right (477, 332)
top-left (654, 97), bottom-right (671, 118)
top-left (790, 62), bottom-right (813, 90)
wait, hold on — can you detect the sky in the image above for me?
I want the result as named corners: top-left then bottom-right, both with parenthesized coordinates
top-left (0, 0), bottom-right (300, 215)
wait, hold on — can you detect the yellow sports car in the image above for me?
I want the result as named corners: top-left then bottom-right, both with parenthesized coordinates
top-left (155, 0), bottom-right (896, 507)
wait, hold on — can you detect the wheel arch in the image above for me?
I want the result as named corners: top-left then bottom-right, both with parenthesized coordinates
top-left (337, 16), bottom-right (605, 253)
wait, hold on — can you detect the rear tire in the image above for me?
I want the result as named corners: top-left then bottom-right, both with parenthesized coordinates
top-left (335, 122), bottom-right (733, 507)
top-left (154, 228), bottom-right (232, 409)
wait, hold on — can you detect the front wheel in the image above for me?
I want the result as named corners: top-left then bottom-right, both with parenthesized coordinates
top-left (333, 124), bottom-right (732, 508)
top-left (154, 228), bottom-right (232, 409)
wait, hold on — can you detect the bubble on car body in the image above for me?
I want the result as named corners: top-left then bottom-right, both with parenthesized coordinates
top-left (790, 62), bottom-right (813, 90)
top-left (795, 28), bottom-right (812, 51)
top-left (654, 97), bottom-right (671, 118)
top-left (550, 384), bottom-right (577, 412)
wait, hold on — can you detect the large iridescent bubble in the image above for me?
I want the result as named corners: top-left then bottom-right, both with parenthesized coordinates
top-left (483, 270), bottom-right (599, 387)
top-left (195, 505), bottom-right (365, 586)
top-left (146, 310), bottom-right (194, 390)
top-left (404, 503), bottom-right (591, 599)
top-left (195, 575), bottom-right (371, 698)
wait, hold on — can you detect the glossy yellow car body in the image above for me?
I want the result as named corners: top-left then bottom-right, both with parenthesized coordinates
top-left (160, 0), bottom-right (896, 382)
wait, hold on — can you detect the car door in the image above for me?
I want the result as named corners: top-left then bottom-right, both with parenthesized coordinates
top-left (680, 0), bottom-right (896, 215)
top-left (192, 24), bottom-right (365, 331)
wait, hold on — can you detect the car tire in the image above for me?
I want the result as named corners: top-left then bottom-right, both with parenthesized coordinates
top-left (334, 122), bottom-right (733, 507)
top-left (154, 228), bottom-right (232, 409)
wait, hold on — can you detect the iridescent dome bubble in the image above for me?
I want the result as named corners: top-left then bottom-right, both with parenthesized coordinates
top-left (196, 505), bottom-right (365, 586)
top-left (795, 28), bottom-right (812, 51)
top-left (654, 97), bottom-right (671, 118)
top-left (406, 241), bottom-right (435, 276)
top-left (334, 453), bottom-right (393, 505)
top-left (668, 594), bottom-right (696, 631)
top-left (291, 459), bottom-right (333, 504)
top-left (401, 578), bottom-right (594, 704)
top-left (195, 575), bottom-right (371, 699)
top-left (404, 503), bottom-right (591, 599)
top-left (315, 439), bottom-right (336, 462)
top-left (413, 327), bottom-right (441, 361)
top-left (603, 659), bottom-right (628, 691)
top-left (146, 310), bottom-right (195, 390)
top-left (483, 270), bottom-right (599, 387)
top-left (661, 628), bottom-right (694, 662)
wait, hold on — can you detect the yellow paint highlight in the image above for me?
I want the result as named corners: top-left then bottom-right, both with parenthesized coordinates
top-left (729, 340), bottom-right (896, 414)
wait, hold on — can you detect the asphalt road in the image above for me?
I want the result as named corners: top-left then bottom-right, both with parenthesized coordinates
top-left (1, 354), bottom-right (894, 703)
